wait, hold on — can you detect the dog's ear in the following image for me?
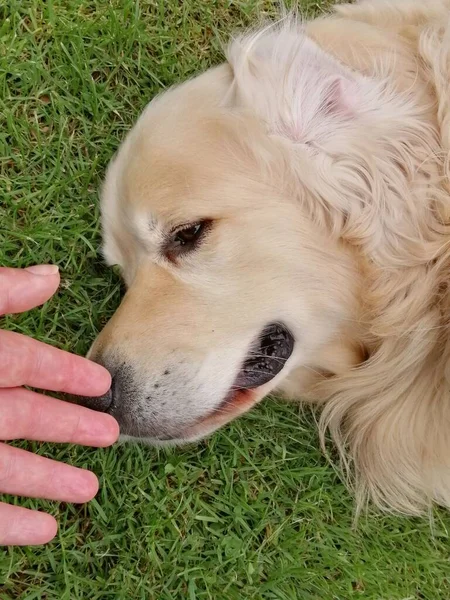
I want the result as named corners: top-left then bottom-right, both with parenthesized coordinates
top-left (227, 24), bottom-right (363, 145)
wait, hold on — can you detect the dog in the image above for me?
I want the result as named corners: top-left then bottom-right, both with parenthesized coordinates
top-left (80, 0), bottom-right (450, 516)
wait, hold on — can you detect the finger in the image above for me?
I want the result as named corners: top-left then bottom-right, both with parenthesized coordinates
top-left (0, 266), bottom-right (60, 316)
top-left (0, 388), bottom-right (119, 446)
top-left (0, 330), bottom-right (111, 396)
top-left (0, 502), bottom-right (57, 546)
top-left (0, 443), bottom-right (99, 503)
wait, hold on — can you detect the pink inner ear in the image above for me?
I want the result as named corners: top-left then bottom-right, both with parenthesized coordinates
top-left (325, 76), bottom-right (360, 117)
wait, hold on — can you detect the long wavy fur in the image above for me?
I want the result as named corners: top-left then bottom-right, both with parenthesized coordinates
top-left (227, 0), bottom-right (450, 514)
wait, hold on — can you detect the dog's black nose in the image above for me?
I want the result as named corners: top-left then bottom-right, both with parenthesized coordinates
top-left (78, 385), bottom-right (113, 413)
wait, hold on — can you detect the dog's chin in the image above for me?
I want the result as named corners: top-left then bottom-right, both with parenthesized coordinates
top-left (172, 387), bottom-right (264, 443)
top-left (118, 387), bottom-right (263, 447)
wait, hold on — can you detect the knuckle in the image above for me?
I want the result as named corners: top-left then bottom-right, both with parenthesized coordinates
top-left (0, 445), bottom-right (15, 488)
top-left (29, 345), bottom-right (44, 383)
top-left (0, 395), bottom-right (17, 441)
top-left (52, 351), bottom-right (74, 392)
top-left (26, 400), bottom-right (44, 440)
top-left (0, 333), bottom-right (24, 387)
top-left (68, 415), bottom-right (83, 444)
top-left (43, 460), bottom-right (56, 492)
top-left (0, 505), bottom-right (15, 544)
top-left (0, 273), bottom-right (12, 315)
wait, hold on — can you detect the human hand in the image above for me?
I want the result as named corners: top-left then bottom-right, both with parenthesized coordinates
top-left (0, 265), bottom-right (119, 545)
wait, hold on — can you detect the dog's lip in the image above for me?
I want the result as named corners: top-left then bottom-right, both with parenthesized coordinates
top-left (147, 388), bottom-right (259, 442)
top-left (180, 387), bottom-right (261, 439)
top-left (234, 322), bottom-right (295, 390)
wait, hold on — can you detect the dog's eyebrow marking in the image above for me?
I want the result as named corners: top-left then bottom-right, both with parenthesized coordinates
top-left (135, 213), bottom-right (170, 254)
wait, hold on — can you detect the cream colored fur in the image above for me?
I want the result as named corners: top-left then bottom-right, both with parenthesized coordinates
top-left (94, 0), bottom-right (450, 515)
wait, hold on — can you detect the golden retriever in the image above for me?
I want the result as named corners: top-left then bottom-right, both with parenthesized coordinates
top-left (81, 0), bottom-right (450, 516)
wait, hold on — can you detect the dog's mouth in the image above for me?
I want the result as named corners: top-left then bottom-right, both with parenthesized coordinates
top-left (233, 322), bottom-right (295, 390)
top-left (182, 323), bottom-right (295, 439)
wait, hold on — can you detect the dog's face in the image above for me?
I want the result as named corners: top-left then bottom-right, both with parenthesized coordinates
top-left (87, 48), bottom-right (362, 443)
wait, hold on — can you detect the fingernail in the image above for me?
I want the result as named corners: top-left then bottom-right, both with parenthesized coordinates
top-left (25, 264), bottom-right (59, 276)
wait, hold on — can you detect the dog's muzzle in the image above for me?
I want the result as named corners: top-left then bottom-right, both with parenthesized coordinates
top-left (77, 323), bottom-right (294, 428)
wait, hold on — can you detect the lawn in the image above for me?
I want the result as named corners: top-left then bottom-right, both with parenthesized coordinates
top-left (1, 0), bottom-right (450, 598)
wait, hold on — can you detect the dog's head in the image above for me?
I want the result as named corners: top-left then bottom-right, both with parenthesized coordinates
top-left (83, 28), bottom-right (369, 443)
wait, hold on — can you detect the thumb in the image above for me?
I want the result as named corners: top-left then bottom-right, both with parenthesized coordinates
top-left (0, 265), bottom-right (60, 316)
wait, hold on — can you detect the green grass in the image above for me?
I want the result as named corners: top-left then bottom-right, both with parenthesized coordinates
top-left (1, 1), bottom-right (450, 598)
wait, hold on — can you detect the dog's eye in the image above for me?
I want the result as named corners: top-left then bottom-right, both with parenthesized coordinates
top-left (164, 220), bottom-right (211, 261)
top-left (174, 223), bottom-right (204, 246)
